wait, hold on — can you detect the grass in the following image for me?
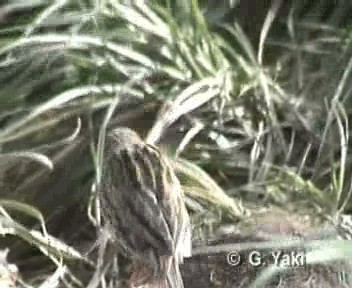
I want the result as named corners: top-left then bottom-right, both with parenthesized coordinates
top-left (0, 0), bottom-right (352, 287)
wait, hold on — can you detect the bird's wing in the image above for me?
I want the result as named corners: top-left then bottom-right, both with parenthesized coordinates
top-left (101, 142), bottom-right (181, 269)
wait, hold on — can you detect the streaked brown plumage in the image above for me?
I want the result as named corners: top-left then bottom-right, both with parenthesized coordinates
top-left (100, 127), bottom-right (191, 288)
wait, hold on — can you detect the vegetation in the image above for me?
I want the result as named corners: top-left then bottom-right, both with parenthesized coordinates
top-left (0, 0), bottom-right (352, 287)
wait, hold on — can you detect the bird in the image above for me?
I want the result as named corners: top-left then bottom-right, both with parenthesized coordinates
top-left (99, 127), bottom-right (191, 288)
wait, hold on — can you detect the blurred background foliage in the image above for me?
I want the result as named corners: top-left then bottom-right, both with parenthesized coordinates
top-left (0, 0), bottom-right (352, 286)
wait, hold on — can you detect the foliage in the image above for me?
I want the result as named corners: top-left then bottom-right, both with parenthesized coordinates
top-left (0, 0), bottom-right (352, 287)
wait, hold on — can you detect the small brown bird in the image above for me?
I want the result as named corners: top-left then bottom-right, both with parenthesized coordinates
top-left (100, 127), bottom-right (191, 288)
